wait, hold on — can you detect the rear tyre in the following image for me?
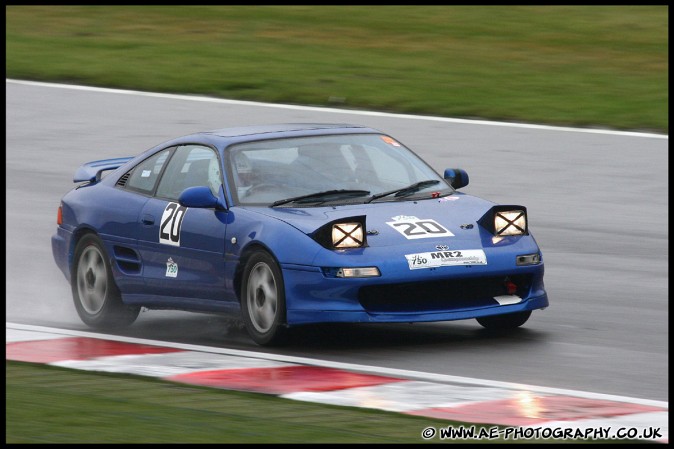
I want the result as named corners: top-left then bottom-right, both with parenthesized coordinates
top-left (476, 311), bottom-right (531, 330)
top-left (241, 251), bottom-right (287, 346)
top-left (71, 234), bottom-right (140, 328)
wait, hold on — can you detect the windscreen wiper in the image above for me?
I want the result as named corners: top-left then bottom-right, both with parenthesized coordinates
top-left (271, 189), bottom-right (371, 207)
top-left (365, 180), bottom-right (440, 203)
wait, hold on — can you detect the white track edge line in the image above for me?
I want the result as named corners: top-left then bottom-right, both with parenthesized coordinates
top-left (7, 322), bottom-right (667, 409)
top-left (6, 79), bottom-right (667, 140)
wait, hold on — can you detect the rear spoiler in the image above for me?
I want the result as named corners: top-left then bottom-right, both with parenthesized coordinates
top-left (73, 157), bottom-right (134, 183)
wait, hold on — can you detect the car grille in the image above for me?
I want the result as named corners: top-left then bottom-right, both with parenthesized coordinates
top-left (358, 275), bottom-right (532, 313)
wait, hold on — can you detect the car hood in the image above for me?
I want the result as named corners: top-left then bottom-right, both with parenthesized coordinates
top-left (243, 192), bottom-right (498, 247)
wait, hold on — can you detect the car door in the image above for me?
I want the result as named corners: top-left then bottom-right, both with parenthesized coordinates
top-left (136, 144), bottom-right (231, 302)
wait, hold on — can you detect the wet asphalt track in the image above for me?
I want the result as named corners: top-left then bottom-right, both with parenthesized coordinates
top-left (5, 80), bottom-right (668, 402)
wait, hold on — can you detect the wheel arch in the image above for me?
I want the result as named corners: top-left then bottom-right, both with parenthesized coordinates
top-left (68, 226), bottom-right (99, 277)
top-left (233, 241), bottom-right (281, 304)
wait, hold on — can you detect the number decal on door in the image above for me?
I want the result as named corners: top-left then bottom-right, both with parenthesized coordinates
top-left (159, 202), bottom-right (187, 246)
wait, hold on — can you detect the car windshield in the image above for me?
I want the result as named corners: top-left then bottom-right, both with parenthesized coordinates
top-left (226, 133), bottom-right (453, 206)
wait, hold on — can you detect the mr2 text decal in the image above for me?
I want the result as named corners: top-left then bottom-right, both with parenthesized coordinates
top-left (159, 202), bottom-right (187, 246)
top-left (386, 215), bottom-right (454, 239)
top-left (405, 249), bottom-right (487, 270)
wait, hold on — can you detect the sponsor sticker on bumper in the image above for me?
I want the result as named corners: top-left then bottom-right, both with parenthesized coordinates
top-left (405, 250), bottom-right (487, 270)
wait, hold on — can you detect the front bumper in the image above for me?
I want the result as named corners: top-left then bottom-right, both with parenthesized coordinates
top-left (282, 261), bottom-right (548, 325)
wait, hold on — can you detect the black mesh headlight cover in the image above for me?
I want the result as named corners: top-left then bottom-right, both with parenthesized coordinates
top-left (478, 205), bottom-right (529, 236)
top-left (311, 215), bottom-right (368, 249)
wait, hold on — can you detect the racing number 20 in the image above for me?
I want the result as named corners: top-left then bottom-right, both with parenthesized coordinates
top-left (387, 218), bottom-right (454, 239)
top-left (160, 203), bottom-right (187, 246)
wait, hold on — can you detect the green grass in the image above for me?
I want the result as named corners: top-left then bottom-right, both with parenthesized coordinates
top-left (5, 5), bottom-right (668, 132)
top-left (6, 361), bottom-right (455, 443)
top-left (7, 361), bottom-right (640, 443)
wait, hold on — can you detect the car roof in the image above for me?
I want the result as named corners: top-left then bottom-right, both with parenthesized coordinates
top-left (200, 123), bottom-right (371, 138)
top-left (144, 123), bottom-right (384, 155)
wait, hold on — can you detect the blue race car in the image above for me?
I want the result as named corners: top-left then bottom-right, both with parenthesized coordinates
top-left (52, 123), bottom-right (548, 345)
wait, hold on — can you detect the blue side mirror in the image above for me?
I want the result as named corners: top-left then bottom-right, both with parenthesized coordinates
top-left (179, 186), bottom-right (227, 210)
top-left (443, 168), bottom-right (469, 189)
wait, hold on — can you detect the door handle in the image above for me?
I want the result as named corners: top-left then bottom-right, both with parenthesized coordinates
top-left (141, 214), bottom-right (155, 225)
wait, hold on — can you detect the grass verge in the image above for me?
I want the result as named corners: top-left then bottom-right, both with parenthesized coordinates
top-left (5, 5), bottom-right (668, 132)
top-left (7, 361), bottom-right (644, 444)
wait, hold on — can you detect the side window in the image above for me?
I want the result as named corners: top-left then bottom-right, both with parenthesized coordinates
top-left (124, 149), bottom-right (171, 194)
top-left (155, 145), bottom-right (221, 201)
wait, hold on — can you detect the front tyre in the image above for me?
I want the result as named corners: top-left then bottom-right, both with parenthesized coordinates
top-left (241, 251), bottom-right (287, 346)
top-left (476, 311), bottom-right (531, 330)
top-left (71, 234), bottom-right (140, 329)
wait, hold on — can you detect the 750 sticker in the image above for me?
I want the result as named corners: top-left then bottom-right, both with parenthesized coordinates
top-left (165, 257), bottom-right (178, 278)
